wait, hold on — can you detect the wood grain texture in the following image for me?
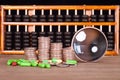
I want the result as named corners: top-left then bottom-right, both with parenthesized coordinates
top-left (0, 55), bottom-right (120, 80)
top-left (1, 5), bottom-right (117, 10)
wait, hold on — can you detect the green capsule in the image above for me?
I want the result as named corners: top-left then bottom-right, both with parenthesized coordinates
top-left (18, 59), bottom-right (26, 62)
top-left (38, 63), bottom-right (45, 68)
top-left (45, 64), bottom-right (51, 69)
top-left (51, 58), bottom-right (57, 63)
top-left (24, 60), bottom-right (30, 63)
top-left (7, 60), bottom-right (13, 65)
top-left (66, 60), bottom-right (77, 65)
top-left (31, 62), bottom-right (38, 67)
top-left (29, 60), bottom-right (36, 62)
top-left (31, 63), bottom-right (38, 67)
top-left (17, 61), bottom-right (22, 65)
top-left (29, 60), bottom-right (38, 67)
top-left (19, 62), bottom-right (31, 67)
top-left (42, 60), bottom-right (49, 64)
top-left (17, 59), bottom-right (25, 65)
top-left (7, 59), bottom-right (18, 66)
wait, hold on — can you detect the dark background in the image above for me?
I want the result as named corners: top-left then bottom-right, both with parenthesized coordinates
top-left (0, 0), bottom-right (120, 5)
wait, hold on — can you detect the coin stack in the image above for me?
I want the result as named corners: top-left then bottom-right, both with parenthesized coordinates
top-left (50, 43), bottom-right (63, 60)
top-left (63, 47), bottom-right (76, 61)
top-left (38, 37), bottom-right (50, 61)
top-left (24, 47), bottom-right (37, 60)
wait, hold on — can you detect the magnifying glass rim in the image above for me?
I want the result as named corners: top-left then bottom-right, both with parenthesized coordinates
top-left (71, 27), bottom-right (108, 62)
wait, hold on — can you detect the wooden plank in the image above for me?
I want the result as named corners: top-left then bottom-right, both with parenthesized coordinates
top-left (1, 51), bottom-right (24, 54)
top-left (3, 22), bottom-right (116, 26)
top-left (1, 5), bottom-right (117, 10)
top-left (1, 50), bottom-right (117, 55)
top-left (0, 6), bottom-right (1, 53)
top-left (114, 6), bottom-right (119, 55)
top-left (0, 6), bottom-right (4, 53)
top-left (105, 51), bottom-right (118, 56)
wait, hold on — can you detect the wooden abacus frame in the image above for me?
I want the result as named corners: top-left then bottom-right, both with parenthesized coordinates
top-left (0, 5), bottom-right (119, 55)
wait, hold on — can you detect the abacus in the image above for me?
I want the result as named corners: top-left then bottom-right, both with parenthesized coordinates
top-left (0, 5), bottom-right (119, 56)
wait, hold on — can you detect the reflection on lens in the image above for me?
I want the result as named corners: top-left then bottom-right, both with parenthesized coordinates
top-left (76, 31), bottom-right (86, 42)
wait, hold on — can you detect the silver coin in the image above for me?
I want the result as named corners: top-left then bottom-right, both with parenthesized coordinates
top-left (50, 43), bottom-right (62, 50)
top-left (63, 47), bottom-right (76, 61)
top-left (24, 47), bottom-right (37, 60)
top-left (56, 63), bottom-right (70, 68)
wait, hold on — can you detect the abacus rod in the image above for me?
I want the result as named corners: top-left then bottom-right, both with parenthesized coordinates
top-left (41, 9), bottom-right (44, 15)
top-left (100, 9), bottom-right (103, 15)
top-left (108, 25), bottom-right (111, 32)
top-left (109, 9), bottom-right (111, 15)
top-left (8, 25), bottom-right (11, 32)
top-left (66, 25), bottom-right (69, 32)
top-left (58, 9), bottom-right (61, 15)
top-left (33, 9), bottom-right (35, 15)
top-left (25, 25), bottom-right (27, 32)
top-left (8, 9), bottom-right (11, 15)
top-left (50, 9), bottom-right (52, 15)
top-left (41, 25), bottom-right (44, 32)
top-left (83, 9), bottom-right (86, 15)
top-left (33, 25), bottom-right (35, 32)
top-left (100, 25), bottom-right (103, 31)
top-left (75, 9), bottom-right (77, 15)
top-left (17, 9), bottom-right (19, 15)
top-left (16, 25), bottom-right (19, 32)
top-left (66, 9), bottom-right (69, 15)
top-left (50, 25), bottom-right (52, 32)
top-left (75, 25), bottom-right (77, 32)
top-left (92, 9), bottom-right (94, 15)
top-left (83, 25), bottom-right (85, 28)
top-left (58, 25), bottom-right (61, 32)
top-left (25, 9), bottom-right (27, 15)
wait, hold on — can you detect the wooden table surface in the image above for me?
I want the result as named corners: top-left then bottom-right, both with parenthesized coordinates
top-left (0, 55), bottom-right (120, 80)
